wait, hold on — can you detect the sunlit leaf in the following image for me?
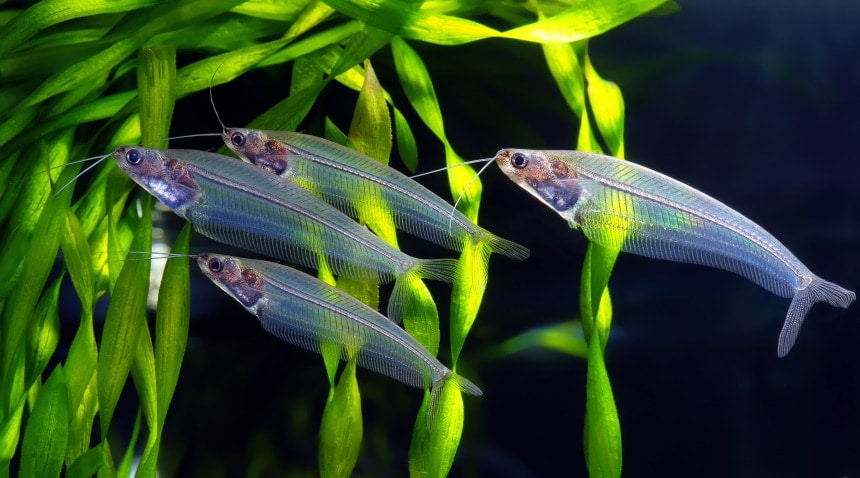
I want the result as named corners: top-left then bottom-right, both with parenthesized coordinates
top-left (318, 359), bottom-right (362, 478)
top-left (97, 195), bottom-right (152, 435)
top-left (19, 365), bottom-right (69, 478)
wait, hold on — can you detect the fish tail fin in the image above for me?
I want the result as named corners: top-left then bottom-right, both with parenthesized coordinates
top-left (387, 259), bottom-right (456, 322)
top-left (777, 276), bottom-right (856, 357)
top-left (412, 258), bottom-right (459, 283)
top-left (426, 372), bottom-right (483, 429)
top-left (479, 230), bottom-right (530, 260)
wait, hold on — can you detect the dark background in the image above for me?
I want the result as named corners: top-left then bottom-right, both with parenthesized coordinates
top-left (105, 1), bottom-right (860, 476)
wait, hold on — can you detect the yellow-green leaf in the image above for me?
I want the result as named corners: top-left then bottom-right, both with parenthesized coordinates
top-left (318, 359), bottom-right (362, 478)
top-left (19, 366), bottom-right (69, 478)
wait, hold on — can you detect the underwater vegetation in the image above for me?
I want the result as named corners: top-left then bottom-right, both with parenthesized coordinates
top-left (2, 0), bottom-right (857, 477)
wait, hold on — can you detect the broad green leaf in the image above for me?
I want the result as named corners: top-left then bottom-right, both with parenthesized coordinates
top-left (97, 195), bottom-right (152, 435)
top-left (66, 445), bottom-right (105, 478)
top-left (61, 208), bottom-right (94, 312)
top-left (409, 382), bottom-right (465, 478)
top-left (349, 60), bottom-right (392, 166)
top-left (22, 37), bottom-right (139, 108)
top-left (0, 353), bottom-right (26, 464)
top-left (282, 0), bottom-right (335, 41)
top-left (401, 273), bottom-right (440, 356)
top-left (1, 169), bottom-right (68, 413)
top-left (449, 241), bottom-right (488, 364)
top-left (318, 359), bottom-right (362, 478)
top-left (585, 53), bottom-right (625, 157)
top-left (63, 306), bottom-right (99, 464)
top-left (19, 366), bottom-right (69, 478)
top-left (26, 277), bottom-right (62, 388)
top-left (0, 0), bottom-right (155, 58)
top-left (347, 59), bottom-right (398, 248)
top-left (503, 0), bottom-right (667, 43)
top-left (230, 0), bottom-right (307, 21)
top-left (154, 224), bottom-right (191, 428)
top-left (131, 326), bottom-right (158, 478)
top-left (542, 40), bottom-right (586, 119)
top-left (584, 327), bottom-right (622, 478)
top-left (137, 45), bottom-right (176, 149)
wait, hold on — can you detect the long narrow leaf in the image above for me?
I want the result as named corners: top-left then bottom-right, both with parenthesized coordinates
top-left (18, 366), bottom-right (69, 478)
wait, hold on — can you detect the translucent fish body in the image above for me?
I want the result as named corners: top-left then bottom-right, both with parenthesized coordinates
top-left (222, 128), bottom-right (529, 260)
top-left (197, 253), bottom-right (482, 396)
top-left (495, 148), bottom-right (855, 356)
top-left (113, 147), bottom-right (457, 320)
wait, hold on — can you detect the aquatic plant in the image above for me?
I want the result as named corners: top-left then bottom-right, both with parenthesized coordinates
top-left (0, 0), bottom-right (671, 476)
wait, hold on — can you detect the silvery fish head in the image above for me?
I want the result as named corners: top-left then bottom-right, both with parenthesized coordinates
top-left (222, 127), bottom-right (289, 176)
top-left (113, 146), bottom-right (202, 214)
top-left (196, 253), bottom-right (265, 309)
top-left (495, 149), bottom-right (582, 213)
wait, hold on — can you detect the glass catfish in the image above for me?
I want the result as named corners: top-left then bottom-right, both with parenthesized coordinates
top-left (221, 127), bottom-right (529, 260)
top-left (196, 253), bottom-right (482, 400)
top-left (113, 147), bottom-right (458, 321)
top-left (495, 148), bottom-right (855, 357)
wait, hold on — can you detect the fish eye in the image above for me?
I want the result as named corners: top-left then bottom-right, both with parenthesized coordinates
top-left (511, 152), bottom-right (529, 169)
top-left (126, 149), bottom-right (142, 165)
top-left (208, 257), bottom-right (223, 272)
top-left (231, 132), bottom-right (245, 147)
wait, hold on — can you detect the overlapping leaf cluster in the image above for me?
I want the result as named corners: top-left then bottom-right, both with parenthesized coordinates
top-left (0, 0), bottom-right (669, 476)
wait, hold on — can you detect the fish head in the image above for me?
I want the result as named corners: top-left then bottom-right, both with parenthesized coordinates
top-left (223, 128), bottom-right (290, 176)
top-left (113, 146), bottom-right (201, 212)
top-left (197, 253), bottom-right (265, 309)
top-left (494, 149), bottom-right (582, 213)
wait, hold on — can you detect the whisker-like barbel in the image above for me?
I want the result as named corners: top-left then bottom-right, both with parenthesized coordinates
top-left (495, 148), bottom-right (855, 357)
top-left (220, 128), bottom-right (529, 261)
top-left (197, 253), bottom-right (482, 402)
top-left (409, 157), bottom-right (494, 179)
top-left (112, 146), bottom-right (458, 322)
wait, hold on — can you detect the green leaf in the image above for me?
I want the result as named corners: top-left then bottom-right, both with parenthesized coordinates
top-left (449, 241), bottom-right (488, 364)
top-left (401, 273), bottom-right (440, 357)
top-left (137, 45), bottom-right (176, 149)
top-left (131, 325), bottom-right (158, 478)
top-left (22, 37), bottom-right (139, 108)
top-left (154, 223), bottom-right (191, 428)
top-left (493, 320), bottom-right (589, 360)
top-left (318, 359), bottom-right (362, 478)
top-left (61, 208), bottom-right (95, 312)
top-left (19, 366), bottom-right (69, 478)
top-left (409, 382), bottom-right (465, 478)
top-left (392, 106), bottom-right (418, 172)
top-left (66, 445), bottom-right (105, 478)
top-left (0, 0), bottom-right (155, 58)
top-left (97, 195), bottom-right (152, 435)
top-left (63, 306), bottom-right (99, 464)
top-left (584, 327), bottom-right (622, 478)
top-left (26, 277), bottom-right (62, 388)
top-left (585, 53), bottom-right (626, 157)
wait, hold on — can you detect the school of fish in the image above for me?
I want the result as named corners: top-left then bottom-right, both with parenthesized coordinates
top-left (103, 120), bottom-right (854, 408)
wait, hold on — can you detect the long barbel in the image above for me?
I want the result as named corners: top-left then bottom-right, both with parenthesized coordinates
top-left (221, 128), bottom-right (529, 260)
top-left (196, 253), bottom-right (482, 398)
top-left (112, 147), bottom-right (458, 321)
top-left (495, 148), bottom-right (855, 357)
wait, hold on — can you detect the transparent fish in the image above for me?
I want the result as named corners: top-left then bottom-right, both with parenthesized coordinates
top-left (222, 128), bottom-right (529, 260)
top-left (197, 253), bottom-right (482, 399)
top-left (496, 148), bottom-right (855, 356)
top-left (113, 146), bottom-right (458, 321)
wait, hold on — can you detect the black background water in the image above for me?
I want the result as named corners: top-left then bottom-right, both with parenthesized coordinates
top-left (149, 1), bottom-right (860, 476)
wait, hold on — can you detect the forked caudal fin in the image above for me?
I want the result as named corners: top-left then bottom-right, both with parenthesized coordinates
top-left (386, 258), bottom-right (458, 322)
top-left (777, 275), bottom-right (856, 357)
